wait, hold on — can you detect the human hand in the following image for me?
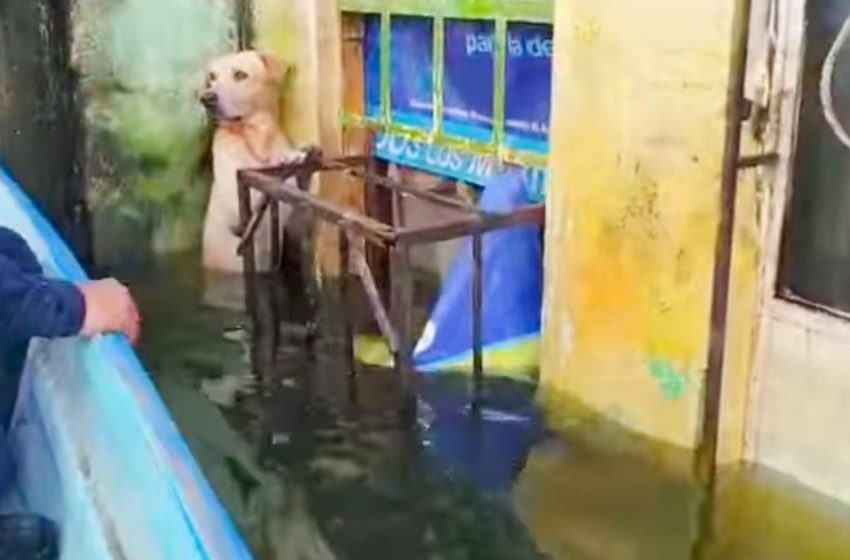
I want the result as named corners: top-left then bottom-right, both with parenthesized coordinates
top-left (77, 279), bottom-right (141, 345)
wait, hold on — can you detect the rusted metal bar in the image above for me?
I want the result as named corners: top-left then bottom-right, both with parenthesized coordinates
top-left (395, 204), bottom-right (546, 245)
top-left (339, 225), bottom-right (356, 380)
top-left (390, 242), bottom-right (416, 425)
top-left (737, 152), bottom-right (779, 169)
top-left (692, 0), bottom-right (753, 557)
top-left (389, 243), bottom-right (405, 371)
top-left (234, 161), bottom-right (303, 255)
top-left (236, 195), bottom-right (270, 255)
top-left (323, 155), bottom-right (370, 170)
top-left (365, 157), bottom-right (392, 306)
top-left (430, 178), bottom-right (459, 196)
top-left (295, 170), bottom-right (320, 350)
top-left (351, 168), bottom-right (484, 215)
top-left (237, 179), bottom-right (258, 313)
top-left (238, 155), bottom-right (547, 429)
top-left (472, 231), bottom-right (484, 410)
top-left (351, 240), bottom-right (399, 353)
top-left (247, 152), bottom-right (361, 183)
top-left (270, 201), bottom-right (281, 268)
top-left (698, 0), bottom-right (752, 491)
top-left (392, 178), bottom-right (406, 229)
top-left (242, 169), bottom-right (396, 246)
top-left (389, 171), bottom-right (416, 425)
top-left (269, 199), bottom-right (282, 353)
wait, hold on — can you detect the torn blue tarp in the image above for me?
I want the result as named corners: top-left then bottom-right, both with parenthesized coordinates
top-left (413, 167), bottom-right (543, 376)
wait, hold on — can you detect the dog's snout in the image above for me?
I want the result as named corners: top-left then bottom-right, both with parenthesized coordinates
top-left (200, 91), bottom-right (218, 108)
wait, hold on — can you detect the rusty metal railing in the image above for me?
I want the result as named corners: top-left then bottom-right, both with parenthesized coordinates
top-left (236, 147), bottom-right (545, 420)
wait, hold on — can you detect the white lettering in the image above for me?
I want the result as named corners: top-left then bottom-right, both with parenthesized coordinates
top-left (406, 139), bottom-right (422, 160)
top-left (465, 32), bottom-right (494, 56)
top-left (450, 150), bottom-right (466, 171)
top-left (376, 133), bottom-right (390, 151)
top-left (388, 134), bottom-right (408, 156)
top-left (425, 144), bottom-right (441, 166)
top-left (508, 35), bottom-right (523, 57)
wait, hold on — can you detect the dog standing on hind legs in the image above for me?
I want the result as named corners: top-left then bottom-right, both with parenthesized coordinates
top-left (200, 49), bottom-right (306, 275)
top-left (199, 50), bottom-right (315, 312)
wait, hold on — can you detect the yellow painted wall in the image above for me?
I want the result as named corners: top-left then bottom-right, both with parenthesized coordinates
top-left (541, 0), bottom-right (761, 462)
top-left (253, 0), bottom-right (330, 148)
top-left (253, 0), bottom-right (358, 275)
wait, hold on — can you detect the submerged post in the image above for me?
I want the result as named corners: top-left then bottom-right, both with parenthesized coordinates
top-left (472, 230), bottom-right (484, 410)
top-left (339, 226), bottom-right (356, 382)
top-left (270, 201), bottom-right (281, 269)
top-left (365, 157), bottom-right (392, 305)
top-left (296, 170), bottom-right (319, 350)
top-left (390, 242), bottom-right (416, 426)
top-left (237, 172), bottom-right (257, 314)
top-left (692, 0), bottom-right (754, 557)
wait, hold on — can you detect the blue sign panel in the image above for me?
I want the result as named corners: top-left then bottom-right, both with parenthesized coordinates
top-left (364, 14), bottom-right (382, 118)
top-left (364, 17), bottom-right (552, 154)
top-left (390, 16), bottom-right (434, 128)
top-left (362, 17), bottom-right (552, 199)
top-left (443, 19), bottom-right (495, 142)
top-left (505, 22), bottom-right (553, 153)
top-left (374, 132), bottom-right (547, 203)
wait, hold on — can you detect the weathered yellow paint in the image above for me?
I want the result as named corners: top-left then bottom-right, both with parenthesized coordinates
top-left (513, 436), bottom-right (850, 560)
top-left (541, 0), bottom-right (761, 461)
top-left (254, 0), bottom-right (358, 276)
top-left (253, 0), bottom-right (323, 146)
top-left (720, 164), bottom-right (761, 462)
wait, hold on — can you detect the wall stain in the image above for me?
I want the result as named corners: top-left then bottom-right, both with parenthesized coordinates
top-left (648, 359), bottom-right (689, 399)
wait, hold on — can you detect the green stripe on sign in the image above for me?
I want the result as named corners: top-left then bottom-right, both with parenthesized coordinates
top-left (340, 0), bottom-right (553, 23)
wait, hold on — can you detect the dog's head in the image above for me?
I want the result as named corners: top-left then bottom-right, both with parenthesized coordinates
top-left (201, 50), bottom-right (287, 124)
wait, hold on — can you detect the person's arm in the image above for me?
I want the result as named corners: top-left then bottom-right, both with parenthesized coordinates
top-left (0, 254), bottom-right (85, 342)
top-left (0, 228), bottom-right (140, 344)
top-left (76, 279), bottom-right (140, 343)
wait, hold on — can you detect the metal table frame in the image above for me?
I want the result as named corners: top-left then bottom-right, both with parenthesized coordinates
top-left (236, 148), bottom-right (545, 415)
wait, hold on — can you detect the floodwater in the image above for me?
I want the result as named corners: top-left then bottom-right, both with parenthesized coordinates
top-left (114, 252), bottom-right (850, 560)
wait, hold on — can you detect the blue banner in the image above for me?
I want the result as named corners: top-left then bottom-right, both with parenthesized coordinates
top-left (374, 132), bottom-right (546, 203)
top-left (364, 14), bottom-right (381, 118)
top-left (443, 19), bottom-right (495, 142)
top-left (390, 16), bottom-right (434, 128)
top-left (505, 22), bottom-right (553, 153)
top-left (363, 17), bottom-right (552, 198)
top-left (365, 18), bottom-right (552, 151)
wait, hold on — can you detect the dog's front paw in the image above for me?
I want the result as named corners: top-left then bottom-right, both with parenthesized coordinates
top-left (280, 146), bottom-right (316, 165)
top-left (295, 144), bottom-right (322, 163)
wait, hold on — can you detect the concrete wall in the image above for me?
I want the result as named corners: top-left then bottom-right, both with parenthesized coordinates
top-left (69, 0), bottom-right (346, 267)
top-left (254, 0), bottom-right (362, 276)
top-left (540, 0), bottom-right (761, 461)
top-left (72, 0), bottom-right (238, 264)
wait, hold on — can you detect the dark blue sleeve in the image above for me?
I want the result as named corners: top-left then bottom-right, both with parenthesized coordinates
top-left (0, 228), bottom-right (85, 342)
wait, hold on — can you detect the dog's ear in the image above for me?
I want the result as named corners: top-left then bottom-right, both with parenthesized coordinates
top-left (257, 51), bottom-right (288, 84)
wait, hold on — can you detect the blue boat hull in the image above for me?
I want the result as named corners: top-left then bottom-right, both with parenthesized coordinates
top-left (0, 166), bottom-right (253, 559)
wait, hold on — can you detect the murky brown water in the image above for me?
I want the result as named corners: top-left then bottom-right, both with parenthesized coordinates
top-left (112, 252), bottom-right (850, 560)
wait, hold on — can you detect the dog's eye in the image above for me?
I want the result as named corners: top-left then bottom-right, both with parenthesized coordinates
top-left (207, 72), bottom-right (217, 85)
top-left (233, 70), bottom-right (249, 82)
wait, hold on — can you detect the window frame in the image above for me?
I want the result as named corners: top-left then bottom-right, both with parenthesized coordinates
top-left (340, 0), bottom-right (554, 169)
